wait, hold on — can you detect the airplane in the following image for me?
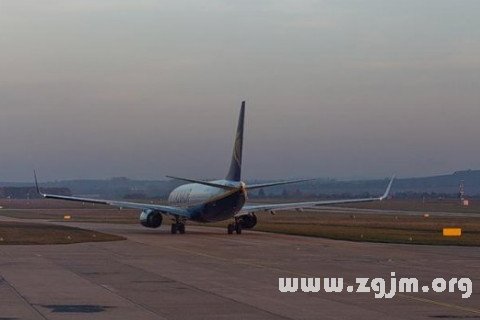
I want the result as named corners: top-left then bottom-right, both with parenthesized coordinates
top-left (34, 101), bottom-right (394, 235)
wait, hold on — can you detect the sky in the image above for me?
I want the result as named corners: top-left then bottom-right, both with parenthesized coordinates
top-left (1, 0), bottom-right (480, 182)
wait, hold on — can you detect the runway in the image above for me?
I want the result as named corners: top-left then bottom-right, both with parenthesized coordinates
top-left (0, 219), bottom-right (479, 319)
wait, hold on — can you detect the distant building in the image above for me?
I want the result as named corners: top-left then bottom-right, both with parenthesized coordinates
top-left (458, 180), bottom-right (469, 206)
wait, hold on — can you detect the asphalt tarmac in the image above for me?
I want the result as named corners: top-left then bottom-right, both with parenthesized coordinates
top-left (0, 218), bottom-right (478, 319)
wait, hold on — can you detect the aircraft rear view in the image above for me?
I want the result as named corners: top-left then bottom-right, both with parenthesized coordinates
top-left (34, 101), bottom-right (394, 235)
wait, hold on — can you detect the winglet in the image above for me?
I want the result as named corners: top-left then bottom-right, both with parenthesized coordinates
top-left (380, 175), bottom-right (395, 200)
top-left (33, 170), bottom-right (43, 196)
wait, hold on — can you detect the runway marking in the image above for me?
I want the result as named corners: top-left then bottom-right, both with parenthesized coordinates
top-left (46, 221), bottom-right (480, 317)
top-left (100, 284), bottom-right (117, 292)
top-left (161, 245), bottom-right (311, 277)
top-left (50, 261), bottom-right (169, 320)
top-left (77, 244), bottom-right (294, 320)
top-left (0, 275), bottom-right (48, 320)
top-left (158, 244), bottom-right (480, 316)
top-left (94, 280), bottom-right (168, 320)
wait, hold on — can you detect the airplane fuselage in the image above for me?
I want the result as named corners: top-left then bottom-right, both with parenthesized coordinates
top-left (167, 180), bottom-right (247, 222)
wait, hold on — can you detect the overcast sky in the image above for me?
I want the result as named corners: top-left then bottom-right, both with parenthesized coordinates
top-left (1, 0), bottom-right (479, 182)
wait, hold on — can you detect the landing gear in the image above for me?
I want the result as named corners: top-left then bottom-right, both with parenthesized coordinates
top-left (227, 220), bottom-right (242, 235)
top-left (227, 223), bottom-right (235, 234)
top-left (178, 223), bottom-right (185, 234)
top-left (171, 219), bottom-right (186, 234)
top-left (235, 223), bottom-right (242, 234)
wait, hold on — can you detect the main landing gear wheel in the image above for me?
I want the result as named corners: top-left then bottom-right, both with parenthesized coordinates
top-left (178, 223), bottom-right (185, 234)
top-left (235, 223), bottom-right (242, 234)
top-left (227, 223), bottom-right (242, 234)
top-left (171, 222), bottom-right (185, 234)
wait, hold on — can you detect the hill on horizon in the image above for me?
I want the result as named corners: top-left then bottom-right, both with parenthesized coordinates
top-left (1, 170), bottom-right (479, 199)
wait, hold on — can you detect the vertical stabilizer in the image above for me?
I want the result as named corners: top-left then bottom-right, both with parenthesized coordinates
top-left (225, 101), bottom-right (245, 181)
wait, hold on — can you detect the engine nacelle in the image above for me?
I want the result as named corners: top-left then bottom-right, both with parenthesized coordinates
top-left (140, 209), bottom-right (163, 228)
top-left (239, 213), bottom-right (257, 229)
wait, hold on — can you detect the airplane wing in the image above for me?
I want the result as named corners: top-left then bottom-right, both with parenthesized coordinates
top-left (43, 193), bottom-right (191, 217)
top-left (238, 176), bottom-right (394, 216)
top-left (34, 173), bottom-right (190, 218)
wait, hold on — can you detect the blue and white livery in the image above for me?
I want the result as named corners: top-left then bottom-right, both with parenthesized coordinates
top-left (35, 101), bottom-right (394, 234)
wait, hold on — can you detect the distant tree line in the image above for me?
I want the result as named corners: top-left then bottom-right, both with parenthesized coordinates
top-left (250, 189), bottom-right (480, 200)
top-left (0, 187), bottom-right (71, 199)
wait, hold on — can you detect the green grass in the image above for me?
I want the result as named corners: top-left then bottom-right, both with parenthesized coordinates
top-left (337, 199), bottom-right (480, 214)
top-left (0, 208), bottom-right (138, 224)
top-left (1, 199), bottom-right (479, 246)
top-left (210, 212), bottom-right (480, 246)
top-left (253, 223), bottom-right (480, 246)
top-left (0, 221), bottom-right (125, 245)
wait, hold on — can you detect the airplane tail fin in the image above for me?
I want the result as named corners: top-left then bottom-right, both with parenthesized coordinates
top-left (225, 101), bottom-right (245, 181)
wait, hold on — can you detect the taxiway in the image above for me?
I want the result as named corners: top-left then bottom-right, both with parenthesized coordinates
top-left (0, 218), bottom-right (478, 319)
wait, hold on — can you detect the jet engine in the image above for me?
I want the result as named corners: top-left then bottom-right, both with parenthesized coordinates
top-left (238, 213), bottom-right (257, 229)
top-left (140, 209), bottom-right (163, 228)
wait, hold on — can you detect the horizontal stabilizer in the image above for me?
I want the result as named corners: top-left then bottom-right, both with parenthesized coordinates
top-left (166, 176), bottom-right (238, 190)
top-left (246, 178), bottom-right (315, 190)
